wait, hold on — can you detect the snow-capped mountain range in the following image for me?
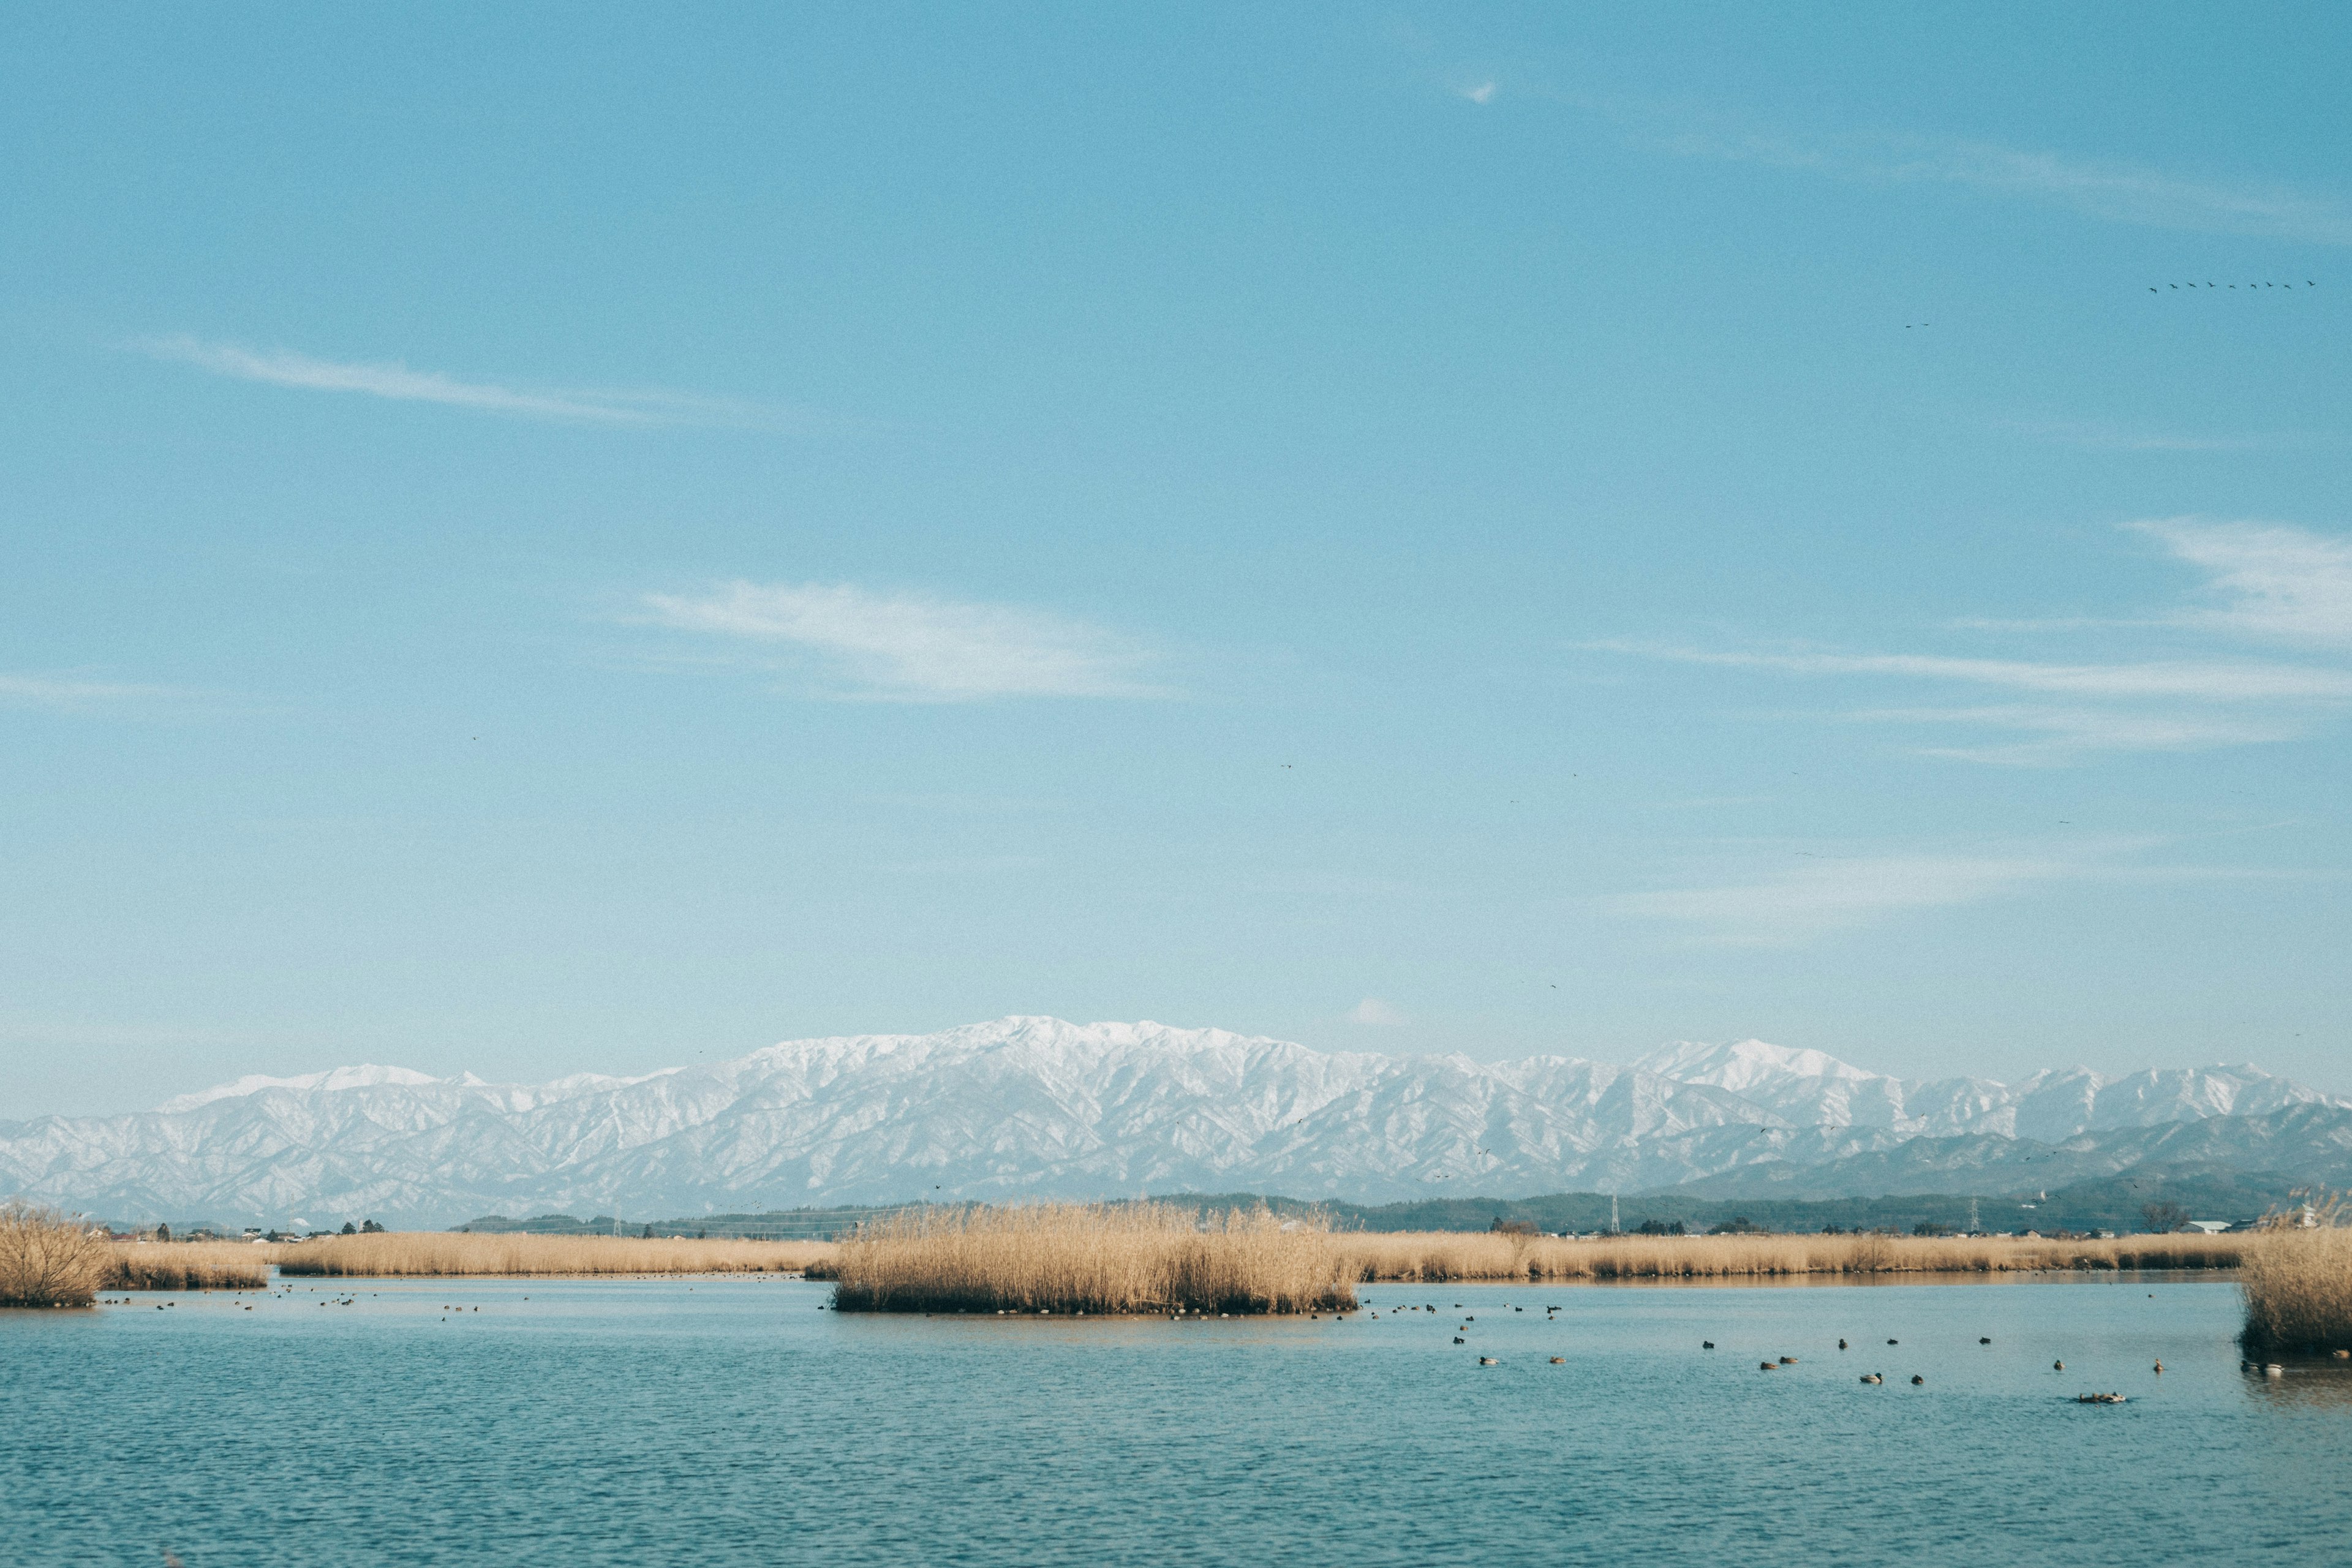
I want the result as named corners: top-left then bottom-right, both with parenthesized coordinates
top-left (2, 1017), bottom-right (2345, 1226)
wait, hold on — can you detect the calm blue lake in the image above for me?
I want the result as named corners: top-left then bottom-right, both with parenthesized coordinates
top-left (4, 1272), bottom-right (2346, 1566)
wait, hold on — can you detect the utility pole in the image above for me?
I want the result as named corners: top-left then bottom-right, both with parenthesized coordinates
top-left (1610, 1192), bottom-right (1620, 1235)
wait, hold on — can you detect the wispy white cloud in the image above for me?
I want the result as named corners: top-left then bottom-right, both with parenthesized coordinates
top-left (642, 581), bottom-right (1168, 702)
top-left (135, 336), bottom-right (822, 430)
top-left (2005, 419), bottom-right (2294, 454)
top-left (1596, 642), bottom-right (2352, 704)
top-left (1624, 112), bottom-right (2352, 245)
top-left (1592, 519), bottom-right (2352, 763)
top-left (1456, 80), bottom-right (1498, 105)
top-left (1848, 705), bottom-right (2307, 766)
top-left (1621, 851), bottom-right (2089, 946)
top-left (2136, 518), bottom-right (2352, 650)
top-left (1622, 839), bottom-right (2315, 944)
top-left (0, 673), bottom-right (181, 712)
top-left (1349, 998), bottom-right (1409, 1026)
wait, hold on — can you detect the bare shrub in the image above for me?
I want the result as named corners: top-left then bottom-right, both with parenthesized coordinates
top-left (0, 1201), bottom-right (108, 1307)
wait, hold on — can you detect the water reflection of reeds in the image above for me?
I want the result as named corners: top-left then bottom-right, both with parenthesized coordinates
top-left (2241, 1361), bottom-right (2352, 1411)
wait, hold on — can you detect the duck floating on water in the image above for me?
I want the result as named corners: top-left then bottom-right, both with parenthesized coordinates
top-left (1860, 1373), bottom-right (1883, 1385)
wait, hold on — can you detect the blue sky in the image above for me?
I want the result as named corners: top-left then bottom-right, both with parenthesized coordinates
top-left (4, 4), bottom-right (2349, 1116)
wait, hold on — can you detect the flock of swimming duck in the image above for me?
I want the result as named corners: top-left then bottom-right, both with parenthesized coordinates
top-left (1363, 1297), bottom-right (2264, 1402)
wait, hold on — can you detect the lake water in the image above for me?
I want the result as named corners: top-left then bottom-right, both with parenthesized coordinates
top-left (4, 1272), bottom-right (2348, 1566)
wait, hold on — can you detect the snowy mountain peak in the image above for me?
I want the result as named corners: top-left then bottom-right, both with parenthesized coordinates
top-left (154, 1064), bottom-right (443, 1115)
top-left (1635, 1038), bottom-right (1880, 1091)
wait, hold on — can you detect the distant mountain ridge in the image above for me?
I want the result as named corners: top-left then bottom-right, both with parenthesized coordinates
top-left (2, 1017), bottom-right (2343, 1226)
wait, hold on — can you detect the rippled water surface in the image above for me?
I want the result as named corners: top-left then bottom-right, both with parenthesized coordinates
top-left (6, 1273), bottom-right (2349, 1566)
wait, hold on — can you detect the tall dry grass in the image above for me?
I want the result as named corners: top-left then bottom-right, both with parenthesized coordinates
top-left (2239, 1228), bottom-right (2352, 1354)
top-left (273, 1231), bottom-right (834, 1278)
top-left (831, 1202), bottom-right (1356, 1314)
top-left (104, 1242), bottom-right (271, 1291)
top-left (0, 1202), bottom-right (109, 1307)
top-left (1335, 1229), bottom-right (2250, 1283)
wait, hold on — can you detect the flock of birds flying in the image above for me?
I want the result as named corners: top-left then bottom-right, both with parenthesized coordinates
top-left (2150, 279), bottom-right (2316, 291)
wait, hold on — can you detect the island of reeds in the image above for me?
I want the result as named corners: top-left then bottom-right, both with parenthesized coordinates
top-left (828, 1201), bottom-right (1355, 1315)
top-left (2237, 1194), bottom-right (2352, 1356)
top-left (1335, 1227), bottom-right (2247, 1281)
top-left (273, 1230), bottom-right (833, 1277)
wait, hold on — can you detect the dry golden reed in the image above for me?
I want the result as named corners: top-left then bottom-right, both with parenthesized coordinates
top-left (273, 1231), bottom-right (834, 1278)
top-left (830, 1201), bottom-right (1355, 1314)
top-left (1332, 1229), bottom-right (2248, 1283)
top-left (2238, 1227), bottom-right (2352, 1354)
top-left (0, 1201), bottom-right (109, 1308)
top-left (104, 1241), bottom-right (271, 1291)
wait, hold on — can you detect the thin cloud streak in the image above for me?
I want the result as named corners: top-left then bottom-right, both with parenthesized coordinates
top-left (1850, 705), bottom-right (2306, 765)
top-left (1619, 841), bottom-right (2302, 946)
top-left (2137, 518), bottom-right (2352, 650)
top-left (1625, 113), bottom-right (2352, 245)
top-left (643, 581), bottom-right (1170, 702)
top-left (1593, 521), bottom-right (2352, 763)
top-left (1594, 642), bottom-right (2352, 703)
top-left (2005, 419), bottom-right (2295, 454)
top-left (1621, 851), bottom-right (2081, 946)
top-left (135, 336), bottom-right (824, 431)
top-left (0, 673), bottom-right (181, 711)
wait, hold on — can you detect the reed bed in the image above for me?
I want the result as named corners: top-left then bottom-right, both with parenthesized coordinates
top-left (2239, 1227), bottom-right (2352, 1354)
top-left (0, 1202), bottom-right (108, 1308)
top-left (1335, 1229), bottom-right (2250, 1282)
top-left (830, 1201), bottom-right (1356, 1315)
top-left (273, 1231), bottom-right (835, 1278)
top-left (102, 1242), bottom-right (271, 1292)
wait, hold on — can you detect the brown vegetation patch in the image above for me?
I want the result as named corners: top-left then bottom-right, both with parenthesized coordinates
top-left (830, 1202), bottom-right (1355, 1315)
top-left (2239, 1227), bottom-right (2352, 1354)
top-left (1335, 1230), bottom-right (2248, 1282)
top-left (0, 1202), bottom-right (108, 1308)
top-left (274, 1231), bottom-right (835, 1278)
top-left (103, 1242), bottom-right (271, 1292)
